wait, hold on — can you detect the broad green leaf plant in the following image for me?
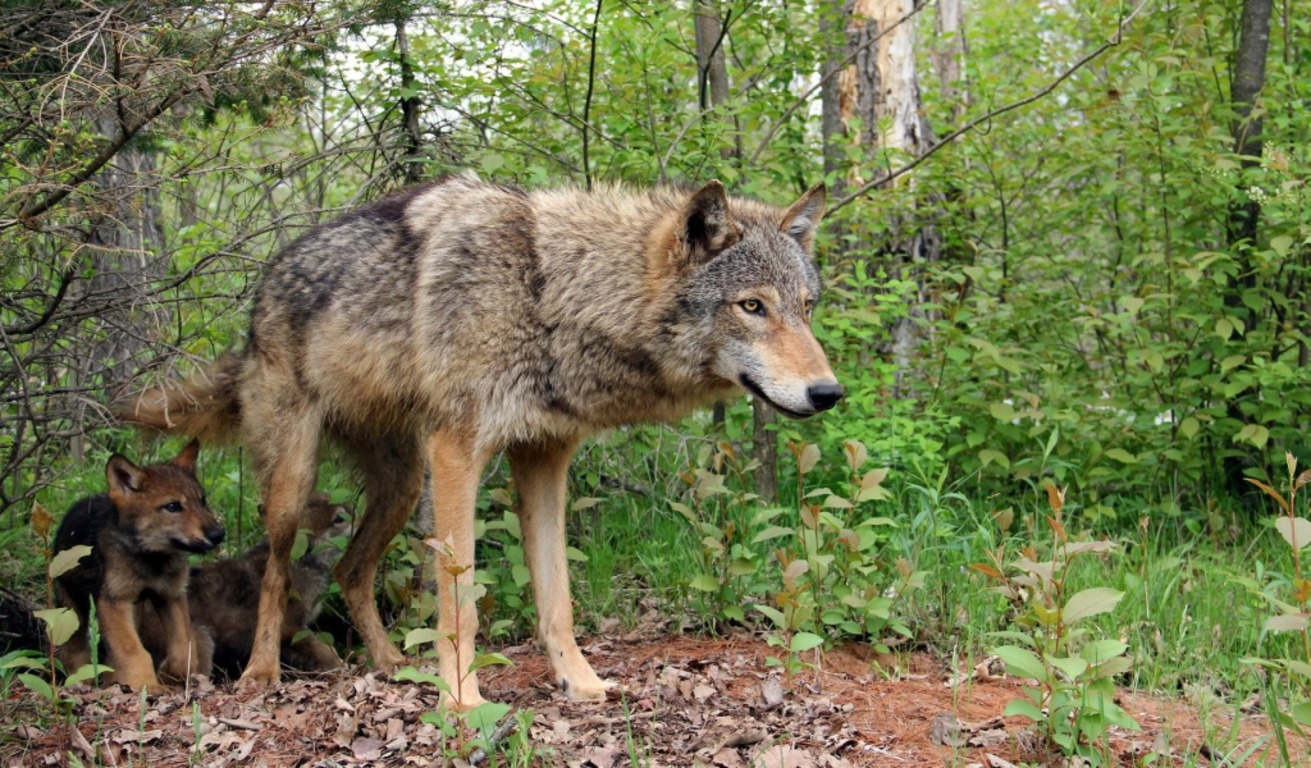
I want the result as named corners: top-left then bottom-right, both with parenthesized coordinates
top-left (976, 482), bottom-right (1137, 763)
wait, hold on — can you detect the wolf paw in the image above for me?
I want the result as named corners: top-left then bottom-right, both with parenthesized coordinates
top-left (237, 661), bottom-right (281, 690)
top-left (114, 669), bottom-right (163, 693)
top-left (561, 674), bottom-right (616, 702)
top-left (441, 689), bottom-right (489, 713)
top-left (370, 644), bottom-right (406, 672)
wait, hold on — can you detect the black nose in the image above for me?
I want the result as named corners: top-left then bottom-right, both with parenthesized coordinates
top-left (207, 527), bottom-right (226, 546)
top-left (807, 383), bottom-right (844, 412)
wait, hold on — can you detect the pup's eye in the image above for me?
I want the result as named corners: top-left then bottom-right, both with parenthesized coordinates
top-left (804, 300), bottom-right (816, 316)
top-left (738, 298), bottom-right (765, 316)
top-left (162, 501), bottom-right (184, 513)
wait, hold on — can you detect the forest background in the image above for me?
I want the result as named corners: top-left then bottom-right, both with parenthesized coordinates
top-left (1, 0), bottom-right (1309, 760)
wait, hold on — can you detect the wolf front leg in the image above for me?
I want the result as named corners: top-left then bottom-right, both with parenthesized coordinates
top-left (99, 598), bottom-right (161, 691)
top-left (430, 426), bottom-right (494, 710)
top-left (157, 596), bottom-right (207, 683)
top-left (509, 438), bottom-right (613, 701)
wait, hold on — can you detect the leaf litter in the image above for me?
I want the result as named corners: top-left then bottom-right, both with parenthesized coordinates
top-left (0, 631), bottom-right (1300, 767)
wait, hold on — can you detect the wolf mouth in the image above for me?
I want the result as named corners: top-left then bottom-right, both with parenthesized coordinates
top-left (739, 374), bottom-right (814, 420)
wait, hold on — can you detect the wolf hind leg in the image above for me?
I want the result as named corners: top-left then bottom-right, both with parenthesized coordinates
top-left (239, 395), bottom-right (322, 689)
top-left (509, 438), bottom-right (613, 702)
top-left (334, 432), bottom-right (425, 672)
top-left (430, 426), bottom-right (494, 711)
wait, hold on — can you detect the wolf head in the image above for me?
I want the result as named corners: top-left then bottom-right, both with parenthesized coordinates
top-left (672, 181), bottom-right (843, 418)
top-left (106, 439), bottom-right (226, 555)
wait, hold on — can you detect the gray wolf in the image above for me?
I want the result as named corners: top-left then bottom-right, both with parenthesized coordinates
top-left (53, 441), bottom-right (225, 690)
top-left (140, 492), bottom-right (352, 680)
top-left (119, 173), bottom-right (842, 707)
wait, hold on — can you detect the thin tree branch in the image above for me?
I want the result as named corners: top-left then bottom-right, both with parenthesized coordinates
top-left (581, 0), bottom-right (603, 190)
top-left (829, 0), bottom-right (1148, 216)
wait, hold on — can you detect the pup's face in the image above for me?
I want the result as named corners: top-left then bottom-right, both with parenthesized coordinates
top-left (106, 439), bottom-right (225, 555)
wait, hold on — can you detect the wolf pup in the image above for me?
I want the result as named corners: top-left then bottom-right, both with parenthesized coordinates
top-left (169, 493), bottom-right (352, 680)
top-left (53, 440), bottom-right (224, 690)
top-left (121, 173), bottom-right (842, 707)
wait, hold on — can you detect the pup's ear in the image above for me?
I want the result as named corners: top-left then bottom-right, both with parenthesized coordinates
top-left (171, 438), bottom-right (200, 474)
top-left (681, 180), bottom-right (739, 264)
top-left (106, 454), bottom-right (148, 496)
top-left (779, 182), bottom-right (826, 253)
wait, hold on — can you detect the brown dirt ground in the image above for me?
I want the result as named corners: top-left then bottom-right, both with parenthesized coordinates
top-left (0, 633), bottom-right (1303, 767)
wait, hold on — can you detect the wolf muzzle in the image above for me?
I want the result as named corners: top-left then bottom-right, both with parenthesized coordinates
top-left (806, 382), bottom-right (844, 412)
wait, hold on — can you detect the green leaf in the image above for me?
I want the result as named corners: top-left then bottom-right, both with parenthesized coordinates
top-left (752, 526), bottom-right (793, 544)
top-left (403, 627), bottom-right (445, 650)
top-left (1062, 588), bottom-right (1124, 623)
top-left (789, 632), bottom-right (825, 653)
top-left (0, 655), bottom-right (44, 672)
top-left (1275, 518), bottom-right (1311, 551)
top-left (689, 574), bottom-right (719, 592)
top-left (1235, 423), bottom-right (1270, 448)
top-left (1271, 234), bottom-right (1294, 258)
top-left (978, 449), bottom-right (1010, 470)
top-left (1179, 416), bottom-right (1199, 439)
top-left (469, 653), bottom-right (513, 672)
top-left (1103, 448), bottom-right (1138, 465)
top-left (33, 607), bottom-right (80, 647)
top-left (65, 663), bottom-right (112, 687)
top-left (753, 604), bottom-right (785, 628)
top-left (1002, 698), bottom-right (1045, 723)
top-left (463, 702), bottom-right (512, 733)
top-left (989, 402), bottom-right (1015, 422)
top-left (49, 545), bottom-right (93, 580)
top-left (392, 666), bottom-right (450, 691)
top-left (1080, 639), bottom-right (1129, 664)
top-left (993, 645), bottom-right (1047, 682)
top-left (18, 673), bottom-right (53, 700)
top-left (1049, 655), bottom-right (1088, 681)
top-left (1289, 702), bottom-right (1311, 727)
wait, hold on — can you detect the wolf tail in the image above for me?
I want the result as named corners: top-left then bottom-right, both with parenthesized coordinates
top-left (116, 352), bottom-right (244, 444)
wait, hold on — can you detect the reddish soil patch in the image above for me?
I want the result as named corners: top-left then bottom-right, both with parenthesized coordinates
top-left (0, 634), bottom-right (1297, 767)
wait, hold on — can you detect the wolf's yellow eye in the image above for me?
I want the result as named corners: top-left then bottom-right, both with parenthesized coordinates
top-left (738, 298), bottom-right (765, 316)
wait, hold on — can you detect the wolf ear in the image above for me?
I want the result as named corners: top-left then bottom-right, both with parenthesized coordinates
top-left (681, 180), bottom-right (739, 264)
top-left (106, 454), bottom-right (148, 496)
top-left (171, 438), bottom-right (200, 474)
top-left (779, 182), bottom-right (826, 253)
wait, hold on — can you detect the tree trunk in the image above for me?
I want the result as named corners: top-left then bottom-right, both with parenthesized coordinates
top-left (396, 19), bottom-right (424, 184)
top-left (828, 0), bottom-right (938, 400)
top-left (1222, 0), bottom-right (1272, 496)
top-left (694, 0), bottom-right (773, 498)
top-left (694, 1), bottom-right (729, 113)
top-left (77, 114), bottom-right (167, 459)
top-left (933, 0), bottom-right (968, 124)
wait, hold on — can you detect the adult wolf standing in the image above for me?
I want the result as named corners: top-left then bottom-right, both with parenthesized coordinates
top-left (122, 173), bottom-right (843, 707)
